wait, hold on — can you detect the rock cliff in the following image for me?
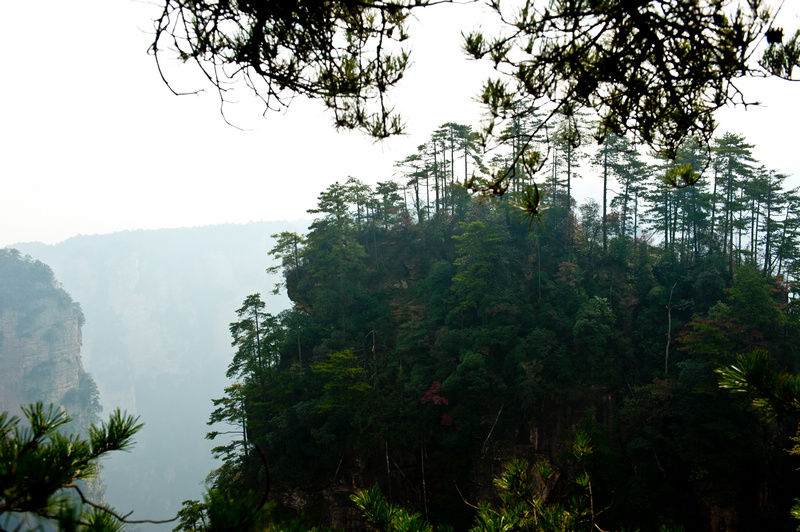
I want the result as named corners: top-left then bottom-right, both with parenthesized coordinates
top-left (0, 249), bottom-right (87, 418)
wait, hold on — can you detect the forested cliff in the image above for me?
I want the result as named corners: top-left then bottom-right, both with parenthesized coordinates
top-left (203, 135), bottom-right (800, 531)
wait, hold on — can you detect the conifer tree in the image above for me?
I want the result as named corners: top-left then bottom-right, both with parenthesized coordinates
top-left (591, 133), bottom-right (624, 251)
top-left (0, 403), bottom-right (156, 531)
top-left (712, 133), bottom-right (757, 274)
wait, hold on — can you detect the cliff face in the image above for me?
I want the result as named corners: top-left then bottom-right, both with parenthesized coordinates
top-left (0, 249), bottom-right (86, 417)
top-left (0, 249), bottom-right (108, 506)
top-left (0, 299), bottom-right (83, 416)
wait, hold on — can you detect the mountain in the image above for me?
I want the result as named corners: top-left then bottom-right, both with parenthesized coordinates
top-left (11, 221), bottom-right (308, 529)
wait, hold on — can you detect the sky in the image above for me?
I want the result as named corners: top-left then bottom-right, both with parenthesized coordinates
top-left (1, 1), bottom-right (799, 248)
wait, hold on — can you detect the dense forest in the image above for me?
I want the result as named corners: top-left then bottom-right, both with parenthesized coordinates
top-left (184, 123), bottom-right (800, 531)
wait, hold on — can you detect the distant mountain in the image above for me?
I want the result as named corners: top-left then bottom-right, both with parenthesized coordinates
top-left (11, 220), bottom-right (309, 529)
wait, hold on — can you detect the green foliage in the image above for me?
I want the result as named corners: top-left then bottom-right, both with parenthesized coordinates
top-left (725, 265), bottom-right (787, 339)
top-left (762, 29), bottom-right (800, 78)
top-left (174, 499), bottom-right (207, 531)
top-left (207, 381), bottom-right (249, 472)
top-left (680, 265), bottom-right (789, 358)
top-left (228, 294), bottom-right (282, 381)
top-left (311, 350), bottom-right (371, 412)
top-left (351, 485), bottom-right (443, 532)
top-left (173, 489), bottom-right (309, 532)
top-left (189, 490), bottom-right (266, 532)
top-left (0, 248), bottom-right (84, 323)
top-left (442, 352), bottom-right (490, 398)
top-left (65, 371), bottom-right (103, 428)
top-left (662, 163), bottom-right (701, 189)
top-left (468, 0), bottom-right (773, 168)
top-left (451, 220), bottom-right (506, 316)
top-left (573, 297), bottom-right (617, 380)
top-left (267, 232), bottom-right (306, 295)
top-left (352, 446), bottom-right (598, 532)
top-left (153, 0), bottom-right (796, 189)
top-left (153, 0), bottom-right (415, 137)
top-left (715, 348), bottom-right (800, 528)
top-left (476, 460), bottom-right (587, 531)
top-left (717, 349), bottom-right (800, 418)
top-left (214, 151), bottom-right (800, 529)
top-left (0, 403), bottom-right (142, 531)
top-left (509, 183), bottom-right (547, 231)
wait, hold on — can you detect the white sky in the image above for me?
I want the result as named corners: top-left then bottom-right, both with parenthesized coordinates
top-left (1, 1), bottom-right (799, 248)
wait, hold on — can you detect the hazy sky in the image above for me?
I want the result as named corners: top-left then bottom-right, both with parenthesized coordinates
top-left (2, 1), bottom-right (798, 248)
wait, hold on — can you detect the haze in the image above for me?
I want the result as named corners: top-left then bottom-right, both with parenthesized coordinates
top-left (2, 1), bottom-right (800, 248)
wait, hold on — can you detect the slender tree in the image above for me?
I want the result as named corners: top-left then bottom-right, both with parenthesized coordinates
top-left (712, 133), bottom-right (757, 275)
top-left (591, 133), bottom-right (624, 251)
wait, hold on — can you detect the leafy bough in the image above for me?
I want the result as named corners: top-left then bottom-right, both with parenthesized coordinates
top-left (0, 402), bottom-right (175, 530)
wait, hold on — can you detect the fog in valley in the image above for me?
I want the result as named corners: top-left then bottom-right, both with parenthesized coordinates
top-left (12, 221), bottom-right (307, 528)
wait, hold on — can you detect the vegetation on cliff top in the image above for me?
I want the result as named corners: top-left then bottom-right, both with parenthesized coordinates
top-left (193, 123), bottom-right (800, 530)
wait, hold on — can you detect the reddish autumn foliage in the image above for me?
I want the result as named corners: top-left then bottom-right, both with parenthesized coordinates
top-left (421, 381), bottom-right (449, 406)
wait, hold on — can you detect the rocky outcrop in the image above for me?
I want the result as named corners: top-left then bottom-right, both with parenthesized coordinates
top-left (0, 249), bottom-right (86, 417)
top-left (0, 300), bottom-right (83, 416)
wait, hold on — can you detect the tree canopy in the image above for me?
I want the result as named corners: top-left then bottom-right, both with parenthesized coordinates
top-left (466, 0), bottom-right (775, 158)
top-left (152, 0), bottom-right (798, 167)
top-left (194, 120), bottom-right (800, 528)
top-left (152, 0), bottom-right (425, 137)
